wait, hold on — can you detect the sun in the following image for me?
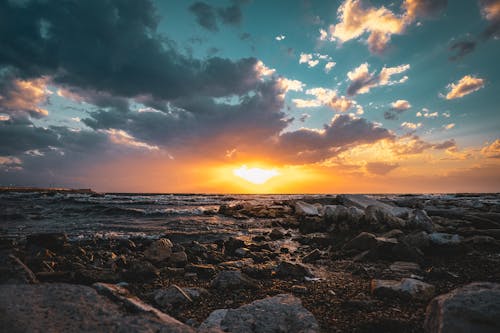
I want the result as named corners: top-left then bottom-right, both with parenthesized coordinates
top-left (233, 165), bottom-right (280, 185)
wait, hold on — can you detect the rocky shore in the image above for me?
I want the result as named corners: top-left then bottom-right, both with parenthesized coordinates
top-left (1, 194), bottom-right (500, 332)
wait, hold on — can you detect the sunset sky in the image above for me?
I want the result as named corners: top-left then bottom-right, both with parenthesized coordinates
top-left (0, 0), bottom-right (499, 193)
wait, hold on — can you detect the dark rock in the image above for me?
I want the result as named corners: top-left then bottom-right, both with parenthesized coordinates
top-left (168, 251), bottom-right (188, 267)
top-left (407, 209), bottom-right (434, 232)
top-left (0, 254), bottom-right (38, 284)
top-left (185, 264), bottom-right (216, 279)
top-left (143, 238), bottom-right (173, 262)
top-left (26, 232), bottom-right (68, 251)
top-left (200, 294), bottom-right (319, 332)
top-left (123, 260), bottom-right (158, 281)
top-left (211, 270), bottom-right (257, 290)
top-left (343, 232), bottom-right (377, 251)
top-left (0, 283), bottom-right (193, 332)
top-left (299, 216), bottom-right (327, 234)
top-left (276, 261), bottom-right (314, 280)
top-left (371, 278), bottom-right (435, 301)
top-left (242, 264), bottom-right (275, 279)
top-left (224, 237), bottom-right (246, 256)
top-left (269, 228), bottom-right (285, 240)
top-left (425, 282), bottom-right (500, 333)
top-left (302, 249), bottom-right (322, 263)
top-left (365, 206), bottom-right (406, 229)
top-left (154, 285), bottom-right (193, 308)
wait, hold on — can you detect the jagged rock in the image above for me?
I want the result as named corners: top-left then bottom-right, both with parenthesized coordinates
top-left (154, 285), bottom-right (193, 308)
top-left (211, 270), bottom-right (257, 290)
top-left (344, 232), bottom-right (377, 251)
top-left (424, 282), bottom-right (500, 333)
top-left (407, 209), bottom-right (434, 232)
top-left (200, 294), bottom-right (319, 332)
top-left (276, 261), bottom-right (314, 280)
top-left (370, 278), bottom-right (435, 301)
top-left (371, 278), bottom-right (435, 301)
top-left (365, 206), bottom-right (406, 229)
top-left (26, 232), bottom-right (68, 251)
top-left (0, 283), bottom-right (193, 333)
top-left (338, 194), bottom-right (409, 217)
top-left (144, 238), bottom-right (173, 262)
top-left (294, 201), bottom-right (320, 216)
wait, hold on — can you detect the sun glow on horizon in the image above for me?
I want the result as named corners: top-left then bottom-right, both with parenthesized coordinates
top-left (233, 165), bottom-right (280, 184)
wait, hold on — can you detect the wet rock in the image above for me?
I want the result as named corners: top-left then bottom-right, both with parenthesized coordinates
top-left (144, 238), bottom-right (173, 262)
top-left (154, 285), bottom-right (193, 308)
top-left (0, 253), bottom-right (38, 284)
top-left (276, 261), bottom-right (314, 280)
top-left (123, 260), bottom-right (158, 281)
top-left (294, 201), bottom-right (320, 216)
top-left (371, 278), bottom-right (435, 301)
top-left (26, 232), bottom-right (68, 251)
top-left (344, 232), bottom-right (377, 251)
top-left (185, 264), bottom-right (216, 279)
top-left (302, 249), bottom-right (322, 263)
top-left (424, 282), bottom-right (500, 333)
top-left (211, 270), bottom-right (257, 290)
top-left (407, 209), bottom-right (434, 232)
top-left (0, 283), bottom-right (193, 333)
top-left (269, 228), bottom-right (285, 240)
top-left (200, 294), bottom-right (319, 332)
top-left (338, 194), bottom-right (409, 217)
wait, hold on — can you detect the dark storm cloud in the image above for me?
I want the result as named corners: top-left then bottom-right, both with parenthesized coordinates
top-left (189, 0), bottom-right (249, 32)
top-left (449, 40), bottom-right (477, 61)
top-left (0, 0), bottom-right (260, 101)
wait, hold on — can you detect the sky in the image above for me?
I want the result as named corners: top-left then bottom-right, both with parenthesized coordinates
top-left (0, 0), bottom-right (499, 193)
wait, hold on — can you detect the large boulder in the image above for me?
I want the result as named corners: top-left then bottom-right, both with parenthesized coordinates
top-left (200, 294), bottom-right (319, 332)
top-left (371, 278), bottom-right (435, 301)
top-left (0, 283), bottom-right (193, 333)
top-left (294, 201), bottom-right (320, 216)
top-left (365, 205), bottom-right (406, 229)
top-left (325, 205), bottom-right (364, 232)
top-left (143, 238), bottom-right (173, 262)
top-left (424, 282), bottom-right (500, 333)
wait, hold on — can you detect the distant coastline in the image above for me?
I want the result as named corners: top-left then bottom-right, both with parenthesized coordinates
top-left (0, 186), bottom-right (95, 194)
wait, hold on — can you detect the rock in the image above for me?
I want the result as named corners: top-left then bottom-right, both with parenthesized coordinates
top-left (269, 228), bottom-right (285, 240)
top-left (428, 233), bottom-right (462, 246)
top-left (200, 294), bottom-right (319, 332)
top-left (424, 282), bottom-right (500, 333)
top-left (123, 260), bottom-right (158, 281)
top-left (168, 251), bottom-right (188, 267)
top-left (407, 209), bottom-right (434, 232)
top-left (211, 270), bottom-right (257, 290)
top-left (344, 232), bottom-right (377, 251)
top-left (26, 232), bottom-right (68, 251)
top-left (183, 287), bottom-right (209, 299)
top-left (0, 283), bottom-right (193, 333)
top-left (371, 278), bottom-right (435, 301)
top-left (325, 205), bottom-right (364, 232)
top-left (0, 254), bottom-right (38, 284)
top-left (294, 201), bottom-right (320, 216)
top-left (185, 264), bottom-right (216, 279)
top-left (276, 261), bottom-right (314, 280)
top-left (338, 194), bottom-right (409, 217)
top-left (242, 263), bottom-right (275, 279)
top-left (299, 216), bottom-right (327, 234)
top-left (224, 237), bottom-right (246, 255)
top-left (154, 285), bottom-right (193, 308)
top-left (234, 247), bottom-right (251, 257)
top-left (302, 249), bottom-right (322, 263)
top-left (365, 205), bottom-right (406, 229)
top-left (403, 231), bottom-right (431, 249)
top-left (143, 238), bottom-right (173, 262)
top-left (382, 229), bottom-right (404, 239)
top-left (291, 285), bottom-right (308, 294)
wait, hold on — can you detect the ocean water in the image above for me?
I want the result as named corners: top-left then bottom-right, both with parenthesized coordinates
top-left (0, 192), bottom-right (308, 240)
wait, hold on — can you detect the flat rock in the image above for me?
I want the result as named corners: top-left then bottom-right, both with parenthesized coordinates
top-left (424, 282), bottom-right (500, 333)
top-left (371, 278), bottom-right (435, 301)
top-left (0, 283), bottom-right (193, 333)
top-left (200, 294), bottom-right (319, 332)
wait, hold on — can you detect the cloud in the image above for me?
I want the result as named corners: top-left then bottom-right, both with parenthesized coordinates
top-left (0, 156), bottom-right (22, 171)
top-left (481, 139), bottom-right (500, 158)
top-left (384, 99), bottom-right (411, 120)
top-left (322, 0), bottom-right (447, 54)
top-left (445, 75), bottom-right (485, 99)
top-left (416, 108), bottom-right (438, 118)
top-left (293, 88), bottom-right (356, 112)
top-left (299, 113), bottom-right (311, 122)
top-left (347, 63), bottom-right (410, 96)
top-left (449, 40), bottom-right (477, 61)
top-left (103, 129), bottom-right (159, 151)
top-left (324, 61), bottom-right (336, 73)
top-left (299, 53), bottom-right (333, 68)
top-left (401, 122), bottom-right (422, 130)
top-left (189, 0), bottom-right (248, 32)
top-left (443, 123), bottom-right (455, 130)
top-left (392, 135), bottom-right (456, 155)
top-left (0, 75), bottom-right (51, 119)
top-left (366, 162), bottom-right (399, 175)
top-left (275, 35), bottom-right (286, 41)
top-left (479, 0), bottom-right (500, 39)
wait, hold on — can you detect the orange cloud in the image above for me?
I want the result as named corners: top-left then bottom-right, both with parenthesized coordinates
top-left (481, 139), bottom-right (500, 158)
top-left (445, 75), bottom-right (485, 99)
top-left (0, 77), bottom-right (51, 118)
